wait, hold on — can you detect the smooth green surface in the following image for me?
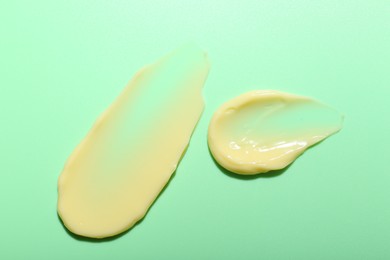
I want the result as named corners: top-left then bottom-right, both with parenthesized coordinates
top-left (1, 0), bottom-right (389, 259)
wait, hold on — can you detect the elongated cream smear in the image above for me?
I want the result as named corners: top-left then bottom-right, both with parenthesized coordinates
top-left (58, 45), bottom-right (210, 238)
top-left (208, 90), bottom-right (343, 175)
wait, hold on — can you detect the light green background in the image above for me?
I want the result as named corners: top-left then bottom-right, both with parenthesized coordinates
top-left (1, 1), bottom-right (389, 259)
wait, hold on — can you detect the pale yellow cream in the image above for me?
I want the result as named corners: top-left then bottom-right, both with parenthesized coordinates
top-left (208, 90), bottom-right (343, 175)
top-left (57, 45), bottom-right (210, 238)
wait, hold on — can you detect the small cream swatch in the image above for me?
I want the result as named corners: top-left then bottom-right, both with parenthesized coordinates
top-left (208, 90), bottom-right (343, 175)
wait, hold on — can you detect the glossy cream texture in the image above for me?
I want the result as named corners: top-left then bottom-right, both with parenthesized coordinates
top-left (58, 45), bottom-right (210, 238)
top-left (208, 90), bottom-right (343, 175)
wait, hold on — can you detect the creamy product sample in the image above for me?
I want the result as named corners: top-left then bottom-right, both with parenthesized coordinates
top-left (208, 90), bottom-right (343, 175)
top-left (58, 45), bottom-right (210, 238)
